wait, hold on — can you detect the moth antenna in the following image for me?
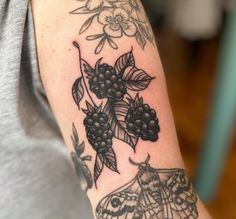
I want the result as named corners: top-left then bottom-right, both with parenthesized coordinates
top-left (145, 154), bottom-right (151, 163)
top-left (129, 157), bottom-right (140, 166)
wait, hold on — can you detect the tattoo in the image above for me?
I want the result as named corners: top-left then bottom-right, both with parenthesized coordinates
top-left (96, 154), bottom-right (198, 219)
top-left (71, 123), bottom-right (93, 191)
top-left (70, 0), bottom-right (155, 54)
top-left (72, 42), bottom-right (160, 185)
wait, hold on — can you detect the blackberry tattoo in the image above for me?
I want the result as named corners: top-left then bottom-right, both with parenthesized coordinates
top-left (72, 42), bottom-right (160, 184)
top-left (96, 154), bottom-right (198, 219)
top-left (83, 103), bottom-right (113, 153)
top-left (126, 95), bottom-right (160, 141)
top-left (88, 62), bottom-right (127, 100)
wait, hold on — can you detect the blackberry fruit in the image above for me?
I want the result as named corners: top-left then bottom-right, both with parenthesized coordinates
top-left (125, 96), bottom-right (160, 142)
top-left (88, 61), bottom-right (127, 100)
top-left (84, 106), bottom-right (113, 153)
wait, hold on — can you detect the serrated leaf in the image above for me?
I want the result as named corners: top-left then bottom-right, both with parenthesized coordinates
top-left (79, 14), bottom-right (97, 34)
top-left (114, 49), bottom-right (135, 76)
top-left (72, 77), bottom-right (84, 109)
top-left (104, 100), bottom-right (138, 150)
top-left (136, 31), bottom-right (146, 49)
top-left (101, 148), bottom-right (119, 173)
top-left (123, 66), bottom-right (154, 91)
top-left (94, 154), bottom-right (104, 185)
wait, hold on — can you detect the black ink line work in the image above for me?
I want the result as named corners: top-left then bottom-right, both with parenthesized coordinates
top-left (72, 41), bottom-right (160, 185)
top-left (70, 0), bottom-right (155, 54)
top-left (71, 123), bottom-right (93, 191)
top-left (96, 154), bottom-right (198, 219)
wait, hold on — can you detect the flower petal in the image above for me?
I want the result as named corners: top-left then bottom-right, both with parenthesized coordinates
top-left (86, 0), bottom-right (104, 10)
top-left (104, 25), bottom-right (122, 38)
top-left (113, 8), bottom-right (129, 21)
top-left (98, 10), bottom-right (113, 25)
top-left (122, 21), bottom-right (137, 36)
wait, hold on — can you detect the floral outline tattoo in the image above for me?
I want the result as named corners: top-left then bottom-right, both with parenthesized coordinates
top-left (96, 154), bottom-right (199, 219)
top-left (70, 0), bottom-right (155, 54)
top-left (72, 42), bottom-right (160, 185)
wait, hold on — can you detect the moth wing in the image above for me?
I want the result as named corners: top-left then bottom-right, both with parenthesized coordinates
top-left (96, 176), bottom-right (142, 219)
top-left (157, 169), bottom-right (198, 219)
top-left (137, 190), bottom-right (164, 219)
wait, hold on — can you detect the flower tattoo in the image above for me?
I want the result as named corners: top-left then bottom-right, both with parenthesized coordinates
top-left (120, 0), bottom-right (146, 22)
top-left (98, 8), bottom-right (136, 38)
top-left (70, 0), bottom-right (155, 54)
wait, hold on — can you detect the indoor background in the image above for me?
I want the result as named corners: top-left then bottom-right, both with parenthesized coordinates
top-left (141, 0), bottom-right (236, 218)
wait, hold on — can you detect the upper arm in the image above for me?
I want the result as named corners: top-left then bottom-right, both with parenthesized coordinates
top-left (31, 0), bottom-right (210, 218)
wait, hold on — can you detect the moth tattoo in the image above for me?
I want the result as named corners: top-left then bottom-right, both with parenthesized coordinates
top-left (96, 154), bottom-right (198, 219)
top-left (71, 123), bottom-right (93, 191)
top-left (72, 42), bottom-right (160, 185)
top-left (70, 0), bottom-right (155, 54)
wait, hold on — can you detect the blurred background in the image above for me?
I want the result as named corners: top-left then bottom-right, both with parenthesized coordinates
top-left (141, 0), bottom-right (236, 218)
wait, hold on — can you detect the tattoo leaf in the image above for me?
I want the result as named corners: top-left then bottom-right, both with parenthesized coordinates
top-left (81, 59), bottom-right (95, 79)
top-left (102, 148), bottom-right (119, 173)
top-left (72, 77), bottom-right (84, 109)
top-left (123, 66), bottom-right (154, 91)
top-left (70, 124), bottom-right (93, 190)
top-left (95, 36), bottom-right (107, 54)
top-left (114, 50), bottom-right (135, 76)
top-left (94, 154), bottom-right (104, 185)
top-left (72, 123), bottom-right (79, 143)
top-left (70, 6), bottom-right (97, 15)
top-left (135, 31), bottom-right (146, 49)
top-left (86, 33), bottom-right (105, 41)
top-left (107, 37), bottom-right (118, 50)
top-left (104, 100), bottom-right (138, 150)
top-left (71, 123), bottom-right (85, 156)
top-left (138, 23), bottom-right (154, 42)
top-left (79, 14), bottom-right (97, 34)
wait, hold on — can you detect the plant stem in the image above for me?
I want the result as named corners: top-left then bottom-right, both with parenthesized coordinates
top-left (73, 41), bottom-right (97, 107)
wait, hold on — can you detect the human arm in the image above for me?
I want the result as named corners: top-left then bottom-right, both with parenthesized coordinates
top-left (31, 0), bottom-right (211, 218)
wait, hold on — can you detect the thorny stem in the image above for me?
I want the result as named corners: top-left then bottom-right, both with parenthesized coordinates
top-left (73, 41), bottom-right (97, 107)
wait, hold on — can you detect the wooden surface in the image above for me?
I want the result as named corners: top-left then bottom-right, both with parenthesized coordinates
top-left (156, 30), bottom-right (236, 219)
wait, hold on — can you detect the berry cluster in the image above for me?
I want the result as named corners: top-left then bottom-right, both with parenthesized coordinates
top-left (125, 102), bottom-right (160, 142)
top-left (84, 109), bottom-right (113, 153)
top-left (89, 63), bottom-right (127, 101)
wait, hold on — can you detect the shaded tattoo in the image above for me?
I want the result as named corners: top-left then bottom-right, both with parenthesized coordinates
top-left (72, 42), bottom-right (160, 185)
top-left (70, 0), bottom-right (155, 54)
top-left (96, 154), bottom-right (198, 219)
top-left (71, 123), bottom-right (93, 191)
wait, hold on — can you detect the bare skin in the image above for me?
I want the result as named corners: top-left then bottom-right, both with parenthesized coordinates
top-left (31, 0), bottom-right (211, 218)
